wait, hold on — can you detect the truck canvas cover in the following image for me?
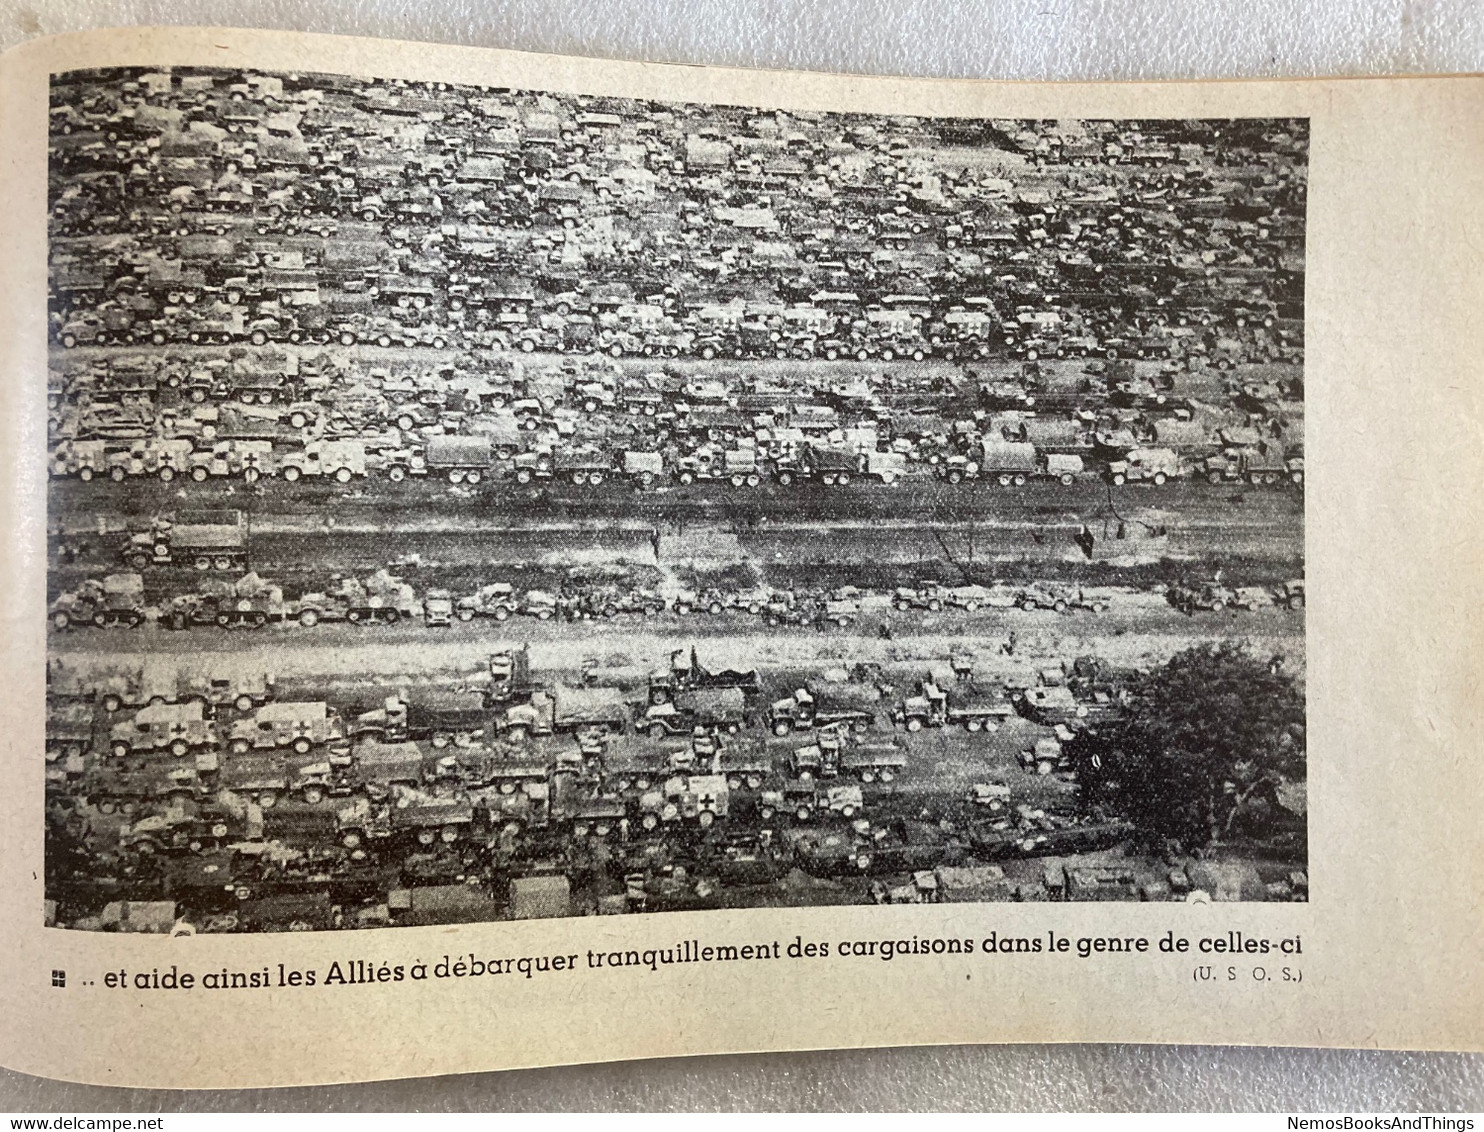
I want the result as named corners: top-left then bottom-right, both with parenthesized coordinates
top-left (168, 509), bottom-right (245, 548)
top-left (424, 435), bottom-right (492, 464)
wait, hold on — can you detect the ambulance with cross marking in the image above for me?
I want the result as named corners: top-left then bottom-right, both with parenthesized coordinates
top-left (227, 701), bottom-right (346, 755)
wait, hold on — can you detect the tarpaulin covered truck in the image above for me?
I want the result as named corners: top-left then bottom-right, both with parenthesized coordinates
top-left (640, 686), bottom-right (747, 737)
top-left (122, 509), bottom-right (248, 571)
top-left (502, 685), bottom-right (629, 740)
top-left (423, 435), bottom-right (493, 483)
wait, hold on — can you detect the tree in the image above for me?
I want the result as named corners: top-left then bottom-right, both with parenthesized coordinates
top-left (1067, 642), bottom-right (1305, 848)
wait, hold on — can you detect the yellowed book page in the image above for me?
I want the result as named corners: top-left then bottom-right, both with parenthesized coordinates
top-left (0, 26), bottom-right (1479, 1088)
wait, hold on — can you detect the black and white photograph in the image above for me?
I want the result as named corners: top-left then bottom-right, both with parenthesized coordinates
top-left (42, 65), bottom-right (1308, 933)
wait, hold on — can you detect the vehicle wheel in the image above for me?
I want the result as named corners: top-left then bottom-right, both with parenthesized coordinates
top-left (243, 468), bottom-right (260, 484)
top-left (91, 611), bottom-right (107, 628)
top-left (760, 805), bottom-right (775, 821)
top-left (963, 600), bottom-right (979, 612)
top-left (1111, 473), bottom-right (1126, 485)
top-left (103, 695), bottom-right (123, 714)
top-left (302, 786), bottom-right (324, 806)
top-left (1152, 472), bottom-right (1168, 486)
top-left (213, 556), bottom-right (232, 571)
top-left (536, 609), bottom-right (552, 621)
top-left (448, 470), bottom-right (464, 484)
top-left (158, 466), bottom-right (175, 482)
top-left (966, 718), bottom-right (983, 733)
top-left (708, 601), bottom-right (723, 615)
top-left (860, 770), bottom-right (876, 784)
top-left (292, 737), bottom-right (311, 754)
top-left (906, 718), bottom-right (923, 733)
top-left (193, 556), bottom-right (212, 571)
top-left (697, 810), bottom-right (715, 828)
top-left (796, 806), bottom-right (813, 821)
top-left (879, 769), bottom-right (896, 783)
top-left (170, 739), bottom-right (189, 757)
top-left (1060, 473), bottom-right (1075, 486)
top-left (299, 608), bottom-right (319, 627)
top-left (589, 471), bottom-right (604, 485)
top-left (98, 798), bottom-right (117, 814)
top-left (387, 466), bottom-right (407, 483)
top-left (773, 721), bottom-right (791, 737)
top-left (493, 607), bottom-right (511, 621)
top-left (282, 465), bottom-right (301, 482)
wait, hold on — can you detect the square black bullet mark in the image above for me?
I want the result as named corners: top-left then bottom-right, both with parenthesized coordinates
top-left (51, 969), bottom-right (65, 988)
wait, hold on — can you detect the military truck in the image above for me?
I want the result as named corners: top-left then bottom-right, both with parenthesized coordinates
top-left (639, 687), bottom-right (747, 738)
top-left (121, 510), bottom-right (249, 571)
top-left (1201, 439), bottom-right (1301, 486)
top-left (485, 645), bottom-right (536, 704)
top-left (710, 737), bottom-right (772, 791)
top-left (647, 646), bottom-right (761, 704)
top-left (896, 680), bottom-right (1013, 733)
top-left (423, 435), bottom-right (493, 484)
top-left (227, 701), bottom-right (345, 755)
top-left (110, 701), bottom-right (219, 758)
top-left (276, 439), bottom-right (367, 483)
top-left (50, 439), bottom-right (112, 481)
top-left (1107, 447), bottom-right (1185, 485)
top-left (621, 450), bottom-right (664, 488)
top-left (217, 752), bottom-right (290, 809)
top-left (350, 739), bottom-right (428, 800)
top-left (780, 443), bottom-right (858, 486)
top-left (350, 691), bottom-right (490, 748)
top-left (758, 782), bottom-right (864, 822)
top-left (107, 439), bottom-right (196, 482)
top-left (553, 446), bottom-right (612, 486)
top-left (766, 685), bottom-right (876, 737)
top-left (390, 787), bottom-right (477, 846)
top-left (502, 685), bottom-right (629, 741)
top-left (636, 773), bottom-right (730, 831)
top-left (675, 445), bottom-right (760, 486)
top-left (185, 439), bottom-right (274, 483)
top-left (46, 699), bottom-right (96, 765)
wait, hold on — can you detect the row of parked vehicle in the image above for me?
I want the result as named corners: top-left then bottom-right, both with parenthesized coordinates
top-left (49, 69), bottom-right (1306, 372)
top-left (46, 645), bottom-right (1121, 841)
top-left (48, 641), bottom-right (1307, 930)
top-left (47, 560), bottom-right (1305, 633)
